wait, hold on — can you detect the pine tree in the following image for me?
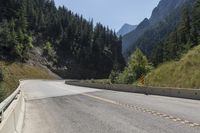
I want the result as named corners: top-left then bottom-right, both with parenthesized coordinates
top-left (0, 0), bottom-right (125, 78)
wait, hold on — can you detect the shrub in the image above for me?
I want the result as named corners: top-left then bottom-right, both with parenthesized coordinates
top-left (43, 41), bottom-right (56, 60)
top-left (109, 70), bottom-right (120, 83)
top-left (115, 48), bottom-right (153, 84)
top-left (14, 43), bottom-right (24, 58)
top-left (43, 42), bottom-right (53, 55)
top-left (24, 35), bottom-right (33, 49)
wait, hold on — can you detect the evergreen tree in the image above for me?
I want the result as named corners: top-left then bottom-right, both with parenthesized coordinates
top-left (151, 1), bottom-right (200, 66)
top-left (0, 0), bottom-right (125, 78)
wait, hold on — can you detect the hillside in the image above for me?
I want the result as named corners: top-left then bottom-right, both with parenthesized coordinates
top-left (0, 0), bottom-right (125, 79)
top-left (122, 0), bottom-right (197, 59)
top-left (117, 24), bottom-right (137, 37)
top-left (0, 61), bottom-right (59, 101)
top-left (145, 45), bottom-right (200, 89)
top-left (151, 0), bottom-right (200, 66)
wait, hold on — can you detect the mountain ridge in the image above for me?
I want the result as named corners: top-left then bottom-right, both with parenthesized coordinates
top-left (117, 24), bottom-right (137, 37)
top-left (122, 0), bottom-right (197, 59)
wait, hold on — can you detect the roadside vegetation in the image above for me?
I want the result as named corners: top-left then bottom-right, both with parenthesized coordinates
top-left (0, 61), bottom-right (57, 102)
top-left (109, 48), bottom-right (153, 84)
top-left (144, 0), bottom-right (200, 89)
top-left (89, 45), bottom-right (200, 90)
top-left (145, 45), bottom-right (200, 89)
top-left (105, 0), bottom-right (200, 88)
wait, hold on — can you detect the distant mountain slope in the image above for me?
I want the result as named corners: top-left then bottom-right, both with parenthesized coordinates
top-left (149, 0), bottom-right (190, 24)
top-left (122, 0), bottom-right (197, 59)
top-left (117, 24), bottom-right (137, 37)
top-left (122, 18), bottom-right (150, 57)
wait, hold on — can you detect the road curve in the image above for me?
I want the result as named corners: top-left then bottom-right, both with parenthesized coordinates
top-left (21, 80), bottom-right (200, 133)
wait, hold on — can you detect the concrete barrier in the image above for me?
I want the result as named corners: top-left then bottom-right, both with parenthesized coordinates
top-left (0, 84), bottom-right (25, 133)
top-left (65, 81), bottom-right (200, 100)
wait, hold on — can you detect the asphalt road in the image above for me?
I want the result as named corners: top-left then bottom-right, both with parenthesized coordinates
top-left (21, 80), bottom-right (200, 133)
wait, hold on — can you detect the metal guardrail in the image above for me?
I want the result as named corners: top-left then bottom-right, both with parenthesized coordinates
top-left (0, 88), bottom-right (20, 123)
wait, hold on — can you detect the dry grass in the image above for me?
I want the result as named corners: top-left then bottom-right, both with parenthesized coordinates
top-left (145, 45), bottom-right (200, 89)
top-left (0, 61), bottom-right (57, 101)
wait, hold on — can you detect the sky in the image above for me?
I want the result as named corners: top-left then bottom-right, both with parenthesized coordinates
top-left (55, 0), bottom-right (160, 31)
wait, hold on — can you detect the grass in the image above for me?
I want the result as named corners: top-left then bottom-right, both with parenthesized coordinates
top-left (145, 45), bottom-right (200, 89)
top-left (0, 61), bottom-right (57, 102)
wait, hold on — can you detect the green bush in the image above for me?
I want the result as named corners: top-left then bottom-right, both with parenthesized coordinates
top-left (14, 43), bottom-right (24, 58)
top-left (44, 42), bottom-right (52, 55)
top-left (109, 70), bottom-right (120, 83)
top-left (24, 35), bottom-right (33, 49)
top-left (114, 48), bottom-right (153, 84)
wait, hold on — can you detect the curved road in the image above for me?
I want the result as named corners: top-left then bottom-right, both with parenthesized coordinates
top-left (21, 80), bottom-right (200, 133)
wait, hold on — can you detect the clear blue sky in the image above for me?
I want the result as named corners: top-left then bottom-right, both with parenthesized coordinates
top-left (55, 0), bottom-right (160, 31)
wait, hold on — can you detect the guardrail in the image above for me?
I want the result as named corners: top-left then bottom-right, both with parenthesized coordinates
top-left (0, 88), bottom-right (20, 123)
top-left (0, 81), bottom-right (25, 133)
top-left (66, 81), bottom-right (200, 100)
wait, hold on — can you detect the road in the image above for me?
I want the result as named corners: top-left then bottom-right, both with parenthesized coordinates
top-left (21, 80), bottom-right (200, 133)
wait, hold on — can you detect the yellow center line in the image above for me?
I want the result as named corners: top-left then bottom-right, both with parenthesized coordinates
top-left (82, 93), bottom-right (118, 105)
top-left (81, 93), bottom-right (200, 128)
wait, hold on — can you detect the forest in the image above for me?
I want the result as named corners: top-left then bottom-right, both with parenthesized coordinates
top-left (110, 0), bottom-right (200, 85)
top-left (151, 0), bottom-right (200, 66)
top-left (0, 0), bottom-right (125, 78)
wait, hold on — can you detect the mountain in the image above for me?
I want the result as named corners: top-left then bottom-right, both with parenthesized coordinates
top-left (149, 0), bottom-right (190, 24)
top-left (110, 0), bottom-right (200, 87)
top-left (122, 0), bottom-right (197, 59)
top-left (122, 18), bottom-right (150, 57)
top-left (117, 24), bottom-right (137, 37)
top-left (0, 0), bottom-right (125, 79)
top-left (150, 0), bottom-right (200, 66)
